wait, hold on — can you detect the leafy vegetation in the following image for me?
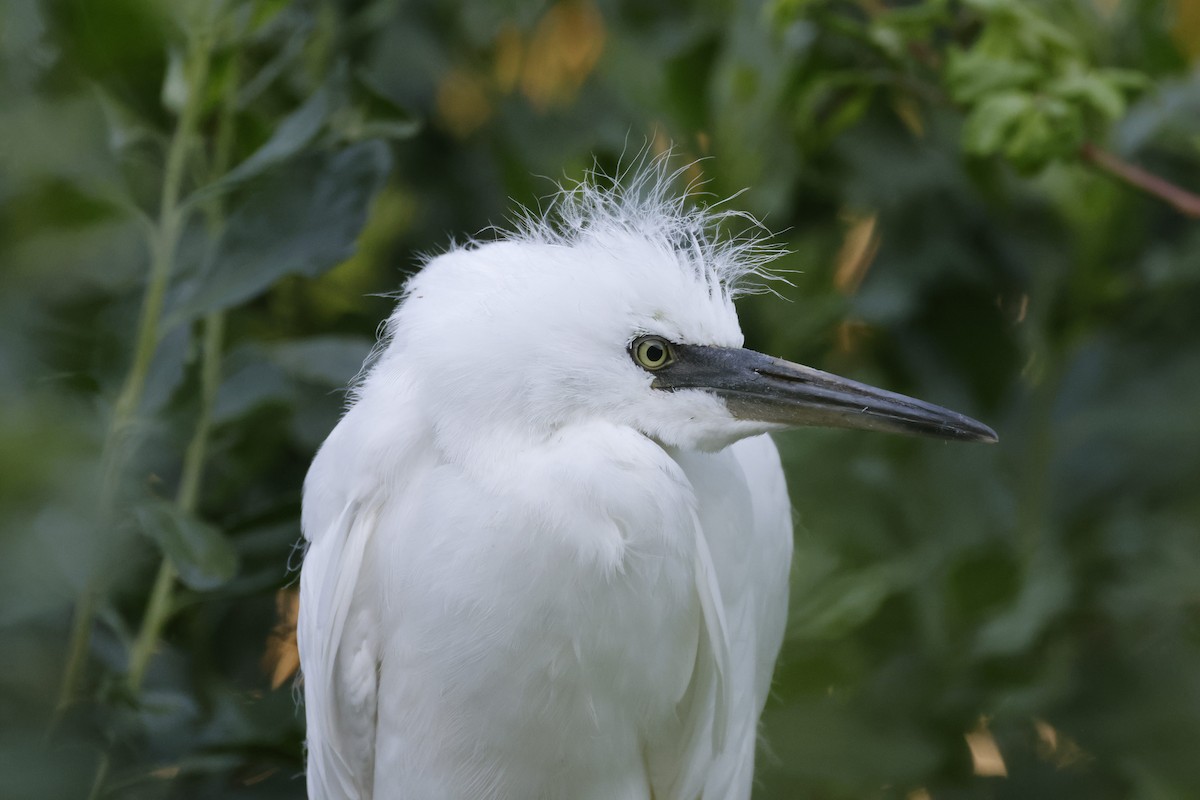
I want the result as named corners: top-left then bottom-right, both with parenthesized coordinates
top-left (2, 0), bottom-right (1199, 798)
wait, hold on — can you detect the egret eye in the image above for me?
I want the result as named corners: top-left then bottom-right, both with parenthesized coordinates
top-left (632, 336), bottom-right (673, 371)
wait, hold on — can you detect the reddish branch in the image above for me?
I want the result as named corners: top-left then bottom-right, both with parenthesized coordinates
top-left (1081, 142), bottom-right (1200, 219)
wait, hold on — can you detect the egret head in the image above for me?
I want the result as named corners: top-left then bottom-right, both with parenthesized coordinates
top-left (366, 162), bottom-right (995, 456)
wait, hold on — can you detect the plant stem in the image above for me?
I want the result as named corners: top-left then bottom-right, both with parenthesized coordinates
top-left (52, 25), bottom-right (214, 725)
top-left (86, 752), bottom-right (110, 800)
top-left (181, 315), bottom-right (227, 513)
top-left (1081, 142), bottom-right (1200, 219)
top-left (127, 313), bottom-right (226, 691)
top-left (104, 43), bottom-right (214, 489)
top-left (51, 589), bottom-right (95, 727)
top-left (126, 557), bottom-right (177, 692)
top-left (127, 52), bottom-right (240, 693)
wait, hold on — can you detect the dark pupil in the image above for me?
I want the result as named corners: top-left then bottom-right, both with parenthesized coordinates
top-left (645, 344), bottom-right (664, 363)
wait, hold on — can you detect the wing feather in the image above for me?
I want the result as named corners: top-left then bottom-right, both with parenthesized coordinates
top-left (299, 499), bottom-right (381, 800)
top-left (667, 435), bottom-right (794, 800)
top-left (662, 505), bottom-right (733, 800)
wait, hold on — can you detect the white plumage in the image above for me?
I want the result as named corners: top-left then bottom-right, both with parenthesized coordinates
top-left (298, 162), bottom-right (994, 799)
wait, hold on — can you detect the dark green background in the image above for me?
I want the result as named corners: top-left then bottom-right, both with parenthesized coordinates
top-left (3, 0), bottom-right (1199, 797)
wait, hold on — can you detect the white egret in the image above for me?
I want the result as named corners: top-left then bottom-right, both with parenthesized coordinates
top-left (298, 163), bottom-right (996, 800)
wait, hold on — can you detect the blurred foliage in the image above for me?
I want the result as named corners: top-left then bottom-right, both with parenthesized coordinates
top-left (775, 0), bottom-right (1150, 171)
top-left (2, 0), bottom-right (1199, 798)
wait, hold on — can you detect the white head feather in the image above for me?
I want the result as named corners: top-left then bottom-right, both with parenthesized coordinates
top-left (350, 159), bottom-right (784, 468)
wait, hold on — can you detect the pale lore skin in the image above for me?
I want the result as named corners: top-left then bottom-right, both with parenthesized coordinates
top-left (298, 164), bottom-right (996, 800)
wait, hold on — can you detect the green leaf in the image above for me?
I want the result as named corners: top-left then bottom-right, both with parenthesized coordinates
top-left (211, 336), bottom-right (372, 424)
top-left (168, 139), bottom-right (392, 322)
top-left (95, 86), bottom-right (164, 156)
top-left (788, 564), bottom-right (901, 641)
top-left (973, 547), bottom-right (1072, 657)
top-left (136, 499), bottom-right (238, 591)
top-left (793, 78), bottom-right (874, 150)
top-left (1103, 67), bottom-right (1152, 91)
top-left (961, 91), bottom-right (1032, 156)
top-left (866, 25), bottom-right (904, 61)
top-left (185, 69), bottom-right (347, 207)
top-left (139, 324), bottom-right (191, 414)
top-left (945, 48), bottom-right (1043, 104)
top-left (211, 355), bottom-right (291, 424)
top-left (249, 0), bottom-right (292, 33)
top-left (1001, 98), bottom-right (1082, 171)
top-left (1004, 108), bottom-right (1055, 171)
top-left (160, 48), bottom-right (188, 115)
top-left (337, 70), bottom-right (422, 143)
top-left (265, 336), bottom-right (373, 386)
top-left (1051, 71), bottom-right (1128, 121)
top-left (351, 118), bottom-right (421, 141)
